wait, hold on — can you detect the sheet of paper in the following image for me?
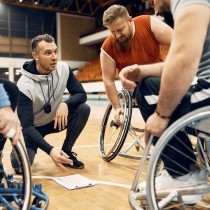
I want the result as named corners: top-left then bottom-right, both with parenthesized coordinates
top-left (52, 174), bottom-right (98, 190)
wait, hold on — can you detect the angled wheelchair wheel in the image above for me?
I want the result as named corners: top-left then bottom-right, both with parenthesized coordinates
top-left (99, 89), bottom-right (132, 162)
top-left (146, 106), bottom-right (210, 210)
top-left (0, 139), bottom-right (32, 210)
top-left (0, 139), bottom-right (49, 210)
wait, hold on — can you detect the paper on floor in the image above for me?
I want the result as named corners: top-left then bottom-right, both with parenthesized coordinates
top-left (52, 174), bottom-right (98, 190)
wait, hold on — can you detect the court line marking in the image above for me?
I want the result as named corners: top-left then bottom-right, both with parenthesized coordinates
top-left (73, 142), bottom-right (132, 148)
top-left (3, 142), bottom-right (133, 154)
top-left (14, 175), bottom-right (131, 189)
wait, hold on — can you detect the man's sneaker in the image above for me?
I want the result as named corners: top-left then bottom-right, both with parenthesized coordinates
top-left (63, 152), bottom-right (84, 169)
top-left (138, 169), bottom-right (208, 204)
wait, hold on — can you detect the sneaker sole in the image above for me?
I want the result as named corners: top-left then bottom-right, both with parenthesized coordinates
top-left (63, 164), bottom-right (85, 169)
top-left (70, 165), bottom-right (85, 169)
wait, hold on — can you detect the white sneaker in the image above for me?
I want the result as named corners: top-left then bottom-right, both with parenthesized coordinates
top-left (138, 170), bottom-right (171, 191)
top-left (138, 169), bottom-right (208, 204)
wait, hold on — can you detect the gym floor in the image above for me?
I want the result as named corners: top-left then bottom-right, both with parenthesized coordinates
top-left (3, 98), bottom-right (210, 210)
top-left (4, 99), bottom-right (146, 210)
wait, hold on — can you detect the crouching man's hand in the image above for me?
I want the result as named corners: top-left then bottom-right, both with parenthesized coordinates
top-left (50, 148), bottom-right (72, 171)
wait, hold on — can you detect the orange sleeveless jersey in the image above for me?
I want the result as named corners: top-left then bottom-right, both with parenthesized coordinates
top-left (101, 15), bottom-right (163, 72)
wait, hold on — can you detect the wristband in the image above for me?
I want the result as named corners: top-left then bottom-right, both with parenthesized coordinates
top-left (155, 109), bottom-right (171, 119)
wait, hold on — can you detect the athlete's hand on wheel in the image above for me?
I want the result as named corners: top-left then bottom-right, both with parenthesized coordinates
top-left (0, 106), bottom-right (21, 145)
top-left (144, 112), bottom-right (170, 144)
top-left (114, 107), bottom-right (124, 125)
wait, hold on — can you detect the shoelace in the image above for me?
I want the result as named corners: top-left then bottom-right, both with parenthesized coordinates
top-left (72, 151), bottom-right (77, 156)
top-left (70, 152), bottom-right (78, 160)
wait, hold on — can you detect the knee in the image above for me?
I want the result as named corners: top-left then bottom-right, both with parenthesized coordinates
top-left (136, 77), bottom-right (159, 100)
top-left (78, 103), bottom-right (91, 118)
top-left (135, 81), bottom-right (146, 102)
top-left (137, 78), bottom-right (153, 93)
top-left (26, 148), bottom-right (37, 165)
top-left (10, 148), bottom-right (36, 174)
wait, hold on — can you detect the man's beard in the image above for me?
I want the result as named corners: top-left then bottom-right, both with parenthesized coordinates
top-left (115, 36), bottom-right (132, 51)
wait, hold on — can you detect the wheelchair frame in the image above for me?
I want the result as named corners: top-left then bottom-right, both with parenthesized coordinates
top-left (129, 106), bottom-right (210, 210)
top-left (0, 138), bottom-right (49, 210)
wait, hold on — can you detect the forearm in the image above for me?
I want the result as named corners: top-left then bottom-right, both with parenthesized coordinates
top-left (104, 81), bottom-right (120, 109)
top-left (22, 126), bottom-right (53, 155)
top-left (138, 62), bottom-right (164, 80)
top-left (64, 92), bottom-right (87, 108)
top-left (157, 55), bottom-right (198, 117)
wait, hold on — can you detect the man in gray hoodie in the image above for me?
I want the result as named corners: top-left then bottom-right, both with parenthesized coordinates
top-left (12, 34), bottom-right (90, 172)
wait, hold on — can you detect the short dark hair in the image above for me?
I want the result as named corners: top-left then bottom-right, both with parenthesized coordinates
top-left (102, 5), bottom-right (129, 27)
top-left (31, 34), bottom-right (55, 52)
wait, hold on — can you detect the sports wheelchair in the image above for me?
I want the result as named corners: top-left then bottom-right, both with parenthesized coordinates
top-left (0, 138), bottom-right (49, 210)
top-left (129, 105), bottom-right (210, 209)
top-left (99, 89), bottom-right (152, 162)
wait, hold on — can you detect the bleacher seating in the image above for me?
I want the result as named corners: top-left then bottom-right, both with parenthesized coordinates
top-left (76, 56), bottom-right (102, 82)
top-left (76, 45), bottom-right (169, 83)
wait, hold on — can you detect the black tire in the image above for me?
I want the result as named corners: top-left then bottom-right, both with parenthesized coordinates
top-left (99, 89), bottom-right (132, 162)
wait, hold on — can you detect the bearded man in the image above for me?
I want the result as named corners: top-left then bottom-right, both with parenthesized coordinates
top-left (100, 4), bottom-right (173, 124)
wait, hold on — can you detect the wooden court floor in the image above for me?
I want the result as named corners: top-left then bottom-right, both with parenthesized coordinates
top-left (2, 101), bottom-right (210, 210)
top-left (3, 102), bottom-right (146, 210)
top-left (28, 102), bottom-right (210, 210)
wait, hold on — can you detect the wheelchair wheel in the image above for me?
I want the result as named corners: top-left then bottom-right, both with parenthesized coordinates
top-left (146, 106), bottom-right (210, 210)
top-left (99, 89), bottom-right (132, 162)
top-left (0, 138), bottom-right (49, 210)
top-left (0, 139), bottom-right (32, 210)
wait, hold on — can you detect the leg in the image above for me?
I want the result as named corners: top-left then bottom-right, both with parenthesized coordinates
top-left (146, 107), bottom-right (210, 208)
top-left (11, 126), bottom-right (47, 169)
top-left (61, 103), bottom-right (90, 155)
top-left (12, 103), bottom-right (90, 169)
top-left (11, 121), bottom-right (41, 170)
top-left (135, 77), bottom-right (197, 176)
top-left (10, 141), bottom-right (38, 172)
top-left (0, 136), bottom-right (6, 152)
top-left (136, 77), bottom-right (160, 122)
top-left (59, 103), bottom-right (90, 168)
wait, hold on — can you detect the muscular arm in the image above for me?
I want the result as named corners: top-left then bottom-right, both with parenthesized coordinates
top-left (139, 62), bottom-right (164, 80)
top-left (151, 16), bottom-right (173, 46)
top-left (157, 5), bottom-right (210, 116)
top-left (119, 62), bottom-right (164, 89)
top-left (100, 50), bottom-right (120, 109)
